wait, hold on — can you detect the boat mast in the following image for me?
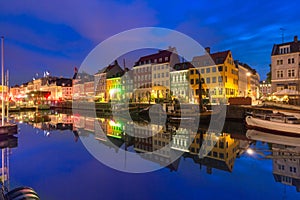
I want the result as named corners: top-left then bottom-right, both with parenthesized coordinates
top-left (1, 36), bottom-right (4, 126)
top-left (6, 70), bottom-right (9, 120)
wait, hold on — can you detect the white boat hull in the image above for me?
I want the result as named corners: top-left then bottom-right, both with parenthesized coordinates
top-left (246, 116), bottom-right (300, 135)
top-left (246, 129), bottom-right (300, 147)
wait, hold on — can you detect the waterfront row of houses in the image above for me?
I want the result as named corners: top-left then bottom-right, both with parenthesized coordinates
top-left (74, 47), bottom-right (260, 104)
top-left (8, 35), bottom-right (300, 105)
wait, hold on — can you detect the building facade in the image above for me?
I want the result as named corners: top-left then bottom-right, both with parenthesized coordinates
top-left (94, 60), bottom-right (124, 102)
top-left (133, 47), bottom-right (179, 103)
top-left (170, 62), bottom-right (193, 103)
top-left (260, 80), bottom-right (272, 97)
top-left (192, 49), bottom-right (238, 103)
top-left (271, 36), bottom-right (300, 93)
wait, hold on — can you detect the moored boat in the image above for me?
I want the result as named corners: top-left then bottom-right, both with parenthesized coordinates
top-left (246, 129), bottom-right (300, 146)
top-left (245, 115), bottom-right (300, 135)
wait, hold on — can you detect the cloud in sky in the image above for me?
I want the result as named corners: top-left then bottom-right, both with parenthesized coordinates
top-left (0, 0), bottom-right (300, 84)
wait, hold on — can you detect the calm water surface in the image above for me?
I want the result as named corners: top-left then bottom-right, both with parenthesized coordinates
top-left (1, 111), bottom-right (300, 200)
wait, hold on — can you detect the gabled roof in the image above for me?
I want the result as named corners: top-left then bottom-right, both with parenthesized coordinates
top-left (192, 50), bottom-right (230, 66)
top-left (95, 60), bottom-right (124, 78)
top-left (235, 61), bottom-right (257, 74)
top-left (210, 50), bottom-right (230, 64)
top-left (271, 36), bottom-right (300, 55)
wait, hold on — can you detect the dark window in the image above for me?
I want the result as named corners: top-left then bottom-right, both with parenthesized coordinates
top-left (190, 79), bottom-right (194, 84)
top-left (218, 66), bottom-right (223, 71)
top-left (219, 141), bottom-right (224, 148)
top-left (213, 152), bottom-right (218, 157)
top-left (219, 153), bottom-right (224, 159)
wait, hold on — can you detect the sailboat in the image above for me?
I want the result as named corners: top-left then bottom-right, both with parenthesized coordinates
top-left (0, 36), bottom-right (17, 135)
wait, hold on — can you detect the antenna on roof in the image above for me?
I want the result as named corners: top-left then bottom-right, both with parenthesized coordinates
top-left (280, 28), bottom-right (286, 43)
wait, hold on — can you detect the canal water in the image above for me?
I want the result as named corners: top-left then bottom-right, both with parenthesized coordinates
top-left (1, 110), bottom-right (300, 200)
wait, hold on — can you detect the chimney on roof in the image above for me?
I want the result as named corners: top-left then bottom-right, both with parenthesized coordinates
top-left (294, 35), bottom-right (298, 43)
top-left (205, 47), bottom-right (211, 54)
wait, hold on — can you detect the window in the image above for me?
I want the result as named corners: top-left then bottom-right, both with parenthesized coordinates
top-left (277, 60), bottom-right (280, 65)
top-left (212, 77), bottom-right (216, 83)
top-left (292, 58), bottom-right (295, 63)
top-left (165, 57), bottom-right (169, 61)
top-left (201, 69), bottom-right (205, 74)
top-left (212, 67), bottom-right (216, 72)
top-left (190, 79), bottom-right (194, 84)
top-left (288, 58), bottom-right (291, 64)
top-left (219, 141), bottom-right (224, 148)
top-left (225, 66), bottom-right (227, 72)
top-left (159, 58), bottom-right (162, 62)
top-left (190, 70), bottom-right (194, 74)
top-left (218, 66), bottom-right (223, 71)
top-left (213, 152), bottom-right (218, 158)
top-left (219, 153), bottom-right (224, 159)
top-left (288, 69), bottom-right (295, 77)
top-left (277, 70), bottom-right (284, 78)
top-left (218, 76), bottom-right (223, 82)
top-left (206, 77), bottom-right (210, 84)
top-left (206, 68), bottom-right (210, 73)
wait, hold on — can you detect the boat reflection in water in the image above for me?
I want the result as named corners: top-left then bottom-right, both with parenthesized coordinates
top-left (0, 135), bottom-right (18, 191)
top-left (246, 129), bottom-right (300, 192)
top-left (9, 111), bottom-right (300, 193)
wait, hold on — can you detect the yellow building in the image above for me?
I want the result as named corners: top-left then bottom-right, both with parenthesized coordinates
top-left (189, 131), bottom-right (239, 172)
top-left (192, 49), bottom-right (238, 103)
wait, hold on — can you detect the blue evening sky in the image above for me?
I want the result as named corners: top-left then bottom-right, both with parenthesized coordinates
top-left (0, 0), bottom-right (299, 85)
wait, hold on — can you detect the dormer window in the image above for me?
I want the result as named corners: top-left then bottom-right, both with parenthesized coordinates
top-left (279, 45), bottom-right (290, 54)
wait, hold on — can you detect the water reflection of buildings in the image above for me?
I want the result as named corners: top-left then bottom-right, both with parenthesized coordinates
top-left (13, 112), bottom-right (73, 132)
top-left (272, 145), bottom-right (300, 192)
top-left (246, 129), bottom-right (300, 192)
top-left (72, 114), bottom-right (244, 173)
top-left (0, 135), bottom-right (18, 191)
top-left (183, 132), bottom-right (240, 174)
